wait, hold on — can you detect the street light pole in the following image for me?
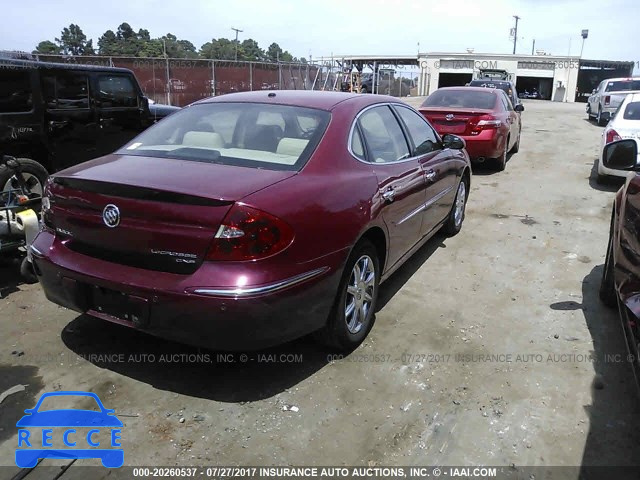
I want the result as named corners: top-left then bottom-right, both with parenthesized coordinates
top-left (580, 29), bottom-right (589, 58)
top-left (231, 27), bottom-right (243, 61)
top-left (512, 15), bottom-right (520, 54)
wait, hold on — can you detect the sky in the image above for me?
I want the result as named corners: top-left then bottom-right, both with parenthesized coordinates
top-left (0, 0), bottom-right (638, 63)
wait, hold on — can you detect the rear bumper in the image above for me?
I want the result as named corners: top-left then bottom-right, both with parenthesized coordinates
top-left (456, 130), bottom-right (503, 160)
top-left (31, 231), bottom-right (344, 350)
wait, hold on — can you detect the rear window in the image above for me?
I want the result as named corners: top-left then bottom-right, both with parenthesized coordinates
top-left (0, 68), bottom-right (32, 113)
top-left (119, 102), bottom-right (330, 171)
top-left (422, 89), bottom-right (496, 109)
top-left (623, 102), bottom-right (640, 120)
top-left (605, 80), bottom-right (640, 92)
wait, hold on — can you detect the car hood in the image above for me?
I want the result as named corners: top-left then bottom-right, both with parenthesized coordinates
top-left (54, 154), bottom-right (297, 202)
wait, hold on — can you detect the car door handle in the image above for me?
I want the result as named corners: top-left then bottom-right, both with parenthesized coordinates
top-left (382, 188), bottom-right (395, 203)
top-left (426, 170), bottom-right (437, 182)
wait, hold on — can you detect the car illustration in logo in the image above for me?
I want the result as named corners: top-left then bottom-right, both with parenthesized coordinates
top-left (15, 391), bottom-right (123, 468)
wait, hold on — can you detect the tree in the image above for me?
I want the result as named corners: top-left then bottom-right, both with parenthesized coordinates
top-left (56, 24), bottom-right (94, 55)
top-left (33, 40), bottom-right (60, 55)
top-left (199, 38), bottom-right (237, 60)
top-left (97, 30), bottom-right (118, 55)
top-left (240, 39), bottom-right (264, 61)
top-left (280, 50), bottom-right (294, 62)
top-left (266, 42), bottom-right (283, 62)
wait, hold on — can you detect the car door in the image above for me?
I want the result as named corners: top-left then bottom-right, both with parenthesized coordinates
top-left (392, 104), bottom-right (458, 237)
top-left (41, 69), bottom-right (98, 171)
top-left (498, 92), bottom-right (518, 150)
top-left (92, 73), bottom-right (145, 156)
top-left (356, 105), bottom-right (426, 269)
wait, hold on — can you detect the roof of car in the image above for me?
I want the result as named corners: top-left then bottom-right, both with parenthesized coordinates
top-left (0, 58), bottom-right (133, 74)
top-left (469, 80), bottom-right (513, 85)
top-left (193, 90), bottom-right (400, 111)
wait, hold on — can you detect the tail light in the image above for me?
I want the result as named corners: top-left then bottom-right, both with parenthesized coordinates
top-left (605, 129), bottom-right (621, 144)
top-left (205, 203), bottom-right (294, 261)
top-left (604, 95), bottom-right (611, 106)
top-left (470, 115), bottom-right (502, 135)
top-left (42, 179), bottom-right (55, 232)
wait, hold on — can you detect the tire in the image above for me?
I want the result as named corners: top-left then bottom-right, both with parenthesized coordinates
top-left (442, 177), bottom-right (468, 236)
top-left (597, 108), bottom-right (607, 126)
top-left (316, 240), bottom-right (379, 351)
top-left (0, 157), bottom-right (49, 199)
top-left (20, 257), bottom-right (38, 284)
top-left (360, 86), bottom-right (368, 94)
top-left (510, 129), bottom-right (520, 154)
top-left (494, 137), bottom-right (508, 171)
top-left (600, 211), bottom-right (617, 307)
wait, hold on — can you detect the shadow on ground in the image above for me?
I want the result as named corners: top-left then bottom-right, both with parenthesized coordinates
top-left (588, 157), bottom-right (624, 193)
top-left (0, 256), bottom-right (24, 298)
top-left (552, 265), bottom-right (640, 477)
top-left (61, 231), bottom-right (447, 403)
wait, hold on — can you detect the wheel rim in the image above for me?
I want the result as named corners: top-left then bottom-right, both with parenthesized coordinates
top-left (345, 255), bottom-right (375, 334)
top-left (2, 173), bottom-right (43, 198)
top-left (454, 181), bottom-right (466, 227)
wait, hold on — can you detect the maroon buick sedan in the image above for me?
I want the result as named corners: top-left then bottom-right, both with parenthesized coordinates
top-left (32, 91), bottom-right (471, 351)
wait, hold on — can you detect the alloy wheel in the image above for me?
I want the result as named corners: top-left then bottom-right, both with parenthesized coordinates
top-left (344, 255), bottom-right (376, 334)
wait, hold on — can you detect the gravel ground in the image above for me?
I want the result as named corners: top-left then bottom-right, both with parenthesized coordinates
top-left (1, 98), bottom-right (639, 479)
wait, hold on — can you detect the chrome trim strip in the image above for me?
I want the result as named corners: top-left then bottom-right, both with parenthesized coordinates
top-left (397, 185), bottom-right (455, 225)
top-left (192, 267), bottom-right (329, 298)
top-left (30, 244), bottom-right (43, 256)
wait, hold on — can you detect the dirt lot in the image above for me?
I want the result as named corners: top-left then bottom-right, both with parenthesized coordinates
top-left (1, 98), bottom-right (640, 478)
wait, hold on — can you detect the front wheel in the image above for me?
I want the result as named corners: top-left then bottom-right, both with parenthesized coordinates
top-left (442, 178), bottom-right (468, 236)
top-left (317, 240), bottom-right (379, 351)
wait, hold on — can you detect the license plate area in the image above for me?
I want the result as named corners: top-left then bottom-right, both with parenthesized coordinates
top-left (90, 286), bottom-right (150, 328)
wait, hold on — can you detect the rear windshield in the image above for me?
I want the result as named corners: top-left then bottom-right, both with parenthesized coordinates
top-left (119, 102), bottom-right (331, 171)
top-left (605, 80), bottom-right (640, 92)
top-left (623, 102), bottom-right (640, 120)
top-left (422, 90), bottom-right (496, 109)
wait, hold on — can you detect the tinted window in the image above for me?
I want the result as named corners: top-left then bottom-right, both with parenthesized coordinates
top-left (358, 106), bottom-right (410, 163)
top-left (98, 75), bottom-right (138, 108)
top-left (605, 80), bottom-right (640, 92)
top-left (120, 103), bottom-right (330, 172)
top-left (499, 92), bottom-right (513, 111)
top-left (623, 102), bottom-right (640, 120)
top-left (423, 90), bottom-right (496, 109)
top-left (0, 69), bottom-right (32, 113)
top-left (42, 73), bottom-right (89, 110)
top-left (394, 105), bottom-right (439, 156)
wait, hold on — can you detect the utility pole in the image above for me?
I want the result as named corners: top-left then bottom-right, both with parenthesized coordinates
top-left (531, 39), bottom-right (535, 55)
top-left (512, 16), bottom-right (520, 54)
top-left (231, 27), bottom-right (243, 61)
top-left (580, 29), bottom-right (589, 58)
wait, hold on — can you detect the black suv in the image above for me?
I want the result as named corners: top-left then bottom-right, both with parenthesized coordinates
top-left (468, 79), bottom-right (520, 109)
top-left (0, 59), bottom-right (178, 188)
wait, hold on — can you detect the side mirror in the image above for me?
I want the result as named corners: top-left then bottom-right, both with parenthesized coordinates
top-left (602, 139), bottom-right (638, 170)
top-left (514, 104), bottom-right (525, 112)
top-left (442, 134), bottom-right (465, 150)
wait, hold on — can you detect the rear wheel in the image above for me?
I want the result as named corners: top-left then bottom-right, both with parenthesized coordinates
top-left (600, 211), bottom-right (617, 307)
top-left (317, 240), bottom-right (379, 351)
top-left (20, 257), bottom-right (38, 284)
top-left (597, 108), bottom-right (607, 126)
top-left (360, 86), bottom-right (369, 94)
top-left (442, 177), bottom-right (468, 236)
top-left (494, 137), bottom-right (508, 171)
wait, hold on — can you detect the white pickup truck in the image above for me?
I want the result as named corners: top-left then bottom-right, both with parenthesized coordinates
top-left (587, 77), bottom-right (640, 126)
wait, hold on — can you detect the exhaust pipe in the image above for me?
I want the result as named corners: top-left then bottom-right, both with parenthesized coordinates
top-left (476, 157), bottom-right (486, 163)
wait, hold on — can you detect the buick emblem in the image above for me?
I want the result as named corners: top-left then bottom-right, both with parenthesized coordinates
top-left (102, 204), bottom-right (120, 228)
top-left (445, 114), bottom-right (454, 121)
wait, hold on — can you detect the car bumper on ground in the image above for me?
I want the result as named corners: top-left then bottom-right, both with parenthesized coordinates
top-left (31, 231), bottom-right (343, 350)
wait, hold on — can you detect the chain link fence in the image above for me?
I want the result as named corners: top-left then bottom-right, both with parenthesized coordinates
top-left (32, 55), bottom-right (320, 107)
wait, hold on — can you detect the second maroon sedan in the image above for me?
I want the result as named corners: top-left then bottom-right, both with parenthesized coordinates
top-left (31, 91), bottom-right (471, 351)
top-left (419, 87), bottom-right (524, 171)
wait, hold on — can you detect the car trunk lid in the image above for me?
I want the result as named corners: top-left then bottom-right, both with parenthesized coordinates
top-left (418, 107), bottom-right (494, 135)
top-left (48, 154), bottom-right (296, 274)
